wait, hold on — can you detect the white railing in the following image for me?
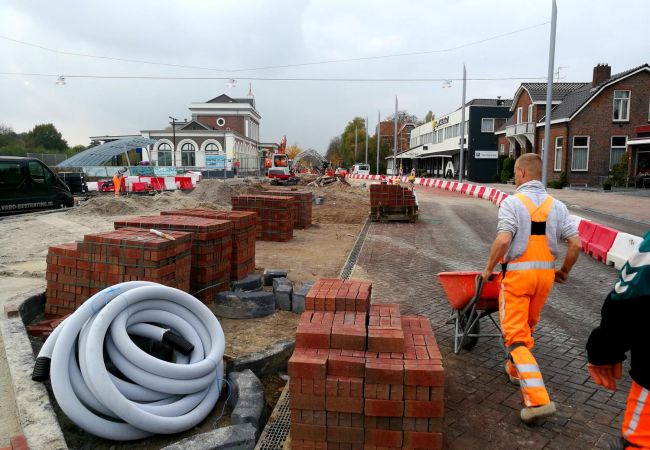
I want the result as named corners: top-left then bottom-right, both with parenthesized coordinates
top-left (505, 122), bottom-right (536, 137)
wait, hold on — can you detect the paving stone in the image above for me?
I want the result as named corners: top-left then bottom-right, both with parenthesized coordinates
top-left (263, 269), bottom-right (288, 286)
top-left (160, 423), bottom-right (256, 450)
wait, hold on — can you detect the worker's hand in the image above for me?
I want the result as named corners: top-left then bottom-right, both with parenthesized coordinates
top-left (588, 362), bottom-right (622, 391)
top-left (554, 269), bottom-right (569, 284)
top-left (481, 269), bottom-right (493, 282)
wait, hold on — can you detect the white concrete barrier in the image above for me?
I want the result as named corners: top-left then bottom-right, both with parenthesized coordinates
top-left (606, 232), bottom-right (643, 270)
top-left (164, 177), bottom-right (177, 190)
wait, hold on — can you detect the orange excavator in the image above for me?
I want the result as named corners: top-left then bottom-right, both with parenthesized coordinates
top-left (266, 135), bottom-right (298, 185)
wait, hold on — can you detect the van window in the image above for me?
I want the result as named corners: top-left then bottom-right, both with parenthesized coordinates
top-left (358, 165), bottom-right (369, 171)
top-left (0, 162), bottom-right (26, 189)
top-left (28, 161), bottom-right (53, 185)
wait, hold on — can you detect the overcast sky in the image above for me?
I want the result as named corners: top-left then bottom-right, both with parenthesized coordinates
top-left (0, 0), bottom-right (647, 151)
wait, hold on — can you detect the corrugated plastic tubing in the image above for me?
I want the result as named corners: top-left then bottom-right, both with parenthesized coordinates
top-left (32, 281), bottom-right (225, 440)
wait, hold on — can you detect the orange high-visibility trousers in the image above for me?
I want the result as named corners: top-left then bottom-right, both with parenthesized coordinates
top-left (622, 381), bottom-right (650, 449)
top-left (499, 193), bottom-right (556, 407)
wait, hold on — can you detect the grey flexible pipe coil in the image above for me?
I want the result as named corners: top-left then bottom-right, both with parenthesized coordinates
top-left (32, 281), bottom-right (225, 440)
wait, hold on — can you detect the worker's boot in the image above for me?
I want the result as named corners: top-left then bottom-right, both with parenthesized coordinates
top-left (505, 360), bottom-right (520, 386)
top-left (520, 402), bottom-right (556, 424)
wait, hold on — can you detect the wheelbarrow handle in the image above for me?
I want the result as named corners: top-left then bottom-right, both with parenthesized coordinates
top-left (461, 274), bottom-right (487, 316)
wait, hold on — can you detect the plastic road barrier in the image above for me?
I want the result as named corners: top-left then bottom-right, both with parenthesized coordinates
top-left (587, 224), bottom-right (619, 262)
top-left (32, 281), bottom-right (225, 441)
top-left (578, 220), bottom-right (598, 251)
top-left (607, 232), bottom-right (644, 269)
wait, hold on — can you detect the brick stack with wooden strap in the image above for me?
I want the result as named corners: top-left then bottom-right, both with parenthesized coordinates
top-left (113, 215), bottom-right (232, 302)
top-left (231, 194), bottom-right (293, 242)
top-left (45, 227), bottom-right (192, 317)
top-left (161, 209), bottom-right (257, 280)
top-left (289, 278), bottom-right (443, 449)
top-left (265, 189), bottom-right (313, 229)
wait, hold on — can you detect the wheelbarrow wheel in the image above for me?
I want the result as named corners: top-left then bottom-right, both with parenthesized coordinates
top-left (459, 311), bottom-right (480, 350)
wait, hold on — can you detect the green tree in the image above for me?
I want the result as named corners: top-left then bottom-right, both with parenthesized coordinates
top-left (339, 117), bottom-right (367, 166)
top-left (325, 136), bottom-right (342, 166)
top-left (27, 123), bottom-right (68, 152)
top-left (386, 110), bottom-right (419, 125)
top-left (424, 111), bottom-right (434, 123)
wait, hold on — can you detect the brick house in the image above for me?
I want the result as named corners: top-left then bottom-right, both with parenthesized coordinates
top-left (496, 63), bottom-right (650, 186)
top-left (141, 94), bottom-right (262, 173)
top-left (378, 121), bottom-right (415, 153)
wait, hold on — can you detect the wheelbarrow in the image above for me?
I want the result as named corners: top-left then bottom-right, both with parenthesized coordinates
top-left (437, 271), bottom-right (504, 354)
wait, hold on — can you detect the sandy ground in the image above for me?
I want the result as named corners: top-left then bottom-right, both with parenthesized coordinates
top-left (0, 178), bottom-right (368, 443)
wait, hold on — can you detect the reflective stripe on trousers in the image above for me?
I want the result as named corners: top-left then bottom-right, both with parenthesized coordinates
top-left (622, 381), bottom-right (650, 448)
top-left (510, 346), bottom-right (550, 407)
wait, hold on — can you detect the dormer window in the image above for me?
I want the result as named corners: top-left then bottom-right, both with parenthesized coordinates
top-left (613, 91), bottom-right (630, 122)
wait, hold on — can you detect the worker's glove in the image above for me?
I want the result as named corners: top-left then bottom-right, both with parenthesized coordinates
top-left (588, 362), bottom-right (622, 391)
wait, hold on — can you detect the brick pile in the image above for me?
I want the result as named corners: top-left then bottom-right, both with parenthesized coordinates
top-left (289, 279), bottom-right (443, 449)
top-left (114, 215), bottom-right (232, 302)
top-left (161, 209), bottom-right (256, 280)
top-left (231, 195), bottom-right (293, 242)
top-left (45, 228), bottom-right (192, 317)
top-left (369, 184), bottom-right (417, 209)
top-left (265, 189), bottom-right (313, 228)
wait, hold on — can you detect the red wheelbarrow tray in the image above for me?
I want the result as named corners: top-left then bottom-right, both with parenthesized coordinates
top-left (437, 271), bottom-right (500, 310)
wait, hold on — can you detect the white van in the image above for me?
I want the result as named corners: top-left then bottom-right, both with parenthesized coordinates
top-left (352, 164), bottom-right (370, 176)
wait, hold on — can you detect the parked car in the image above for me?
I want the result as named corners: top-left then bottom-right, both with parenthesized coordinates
top-left (351, 164), bottom-right (370, 176)
top-left (57, 172), bottom-right (88, 195)
top-left (0, 156), bottom-right (74, 214)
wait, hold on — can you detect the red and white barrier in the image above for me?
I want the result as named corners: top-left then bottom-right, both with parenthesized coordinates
top-left (607, 233), bottom-right (643, 269)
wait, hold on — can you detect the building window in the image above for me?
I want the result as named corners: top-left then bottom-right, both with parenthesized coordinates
top-left (571, 136), bottom-right (589, 171)
top-left (554, 137), bottom-right (563, 172)
top-left (610, 136), bottom-right (627, 169)
top-left (516, 107), bottom-right (523, 124)
top-left (205, 142), bottom-right (222, 153)
top-left (500, 143), bottom-right (505, 155)
top-left (528, 104), bottom-right (533, 122)
top-left (157, 142), bottom-right (172, 166)
top-left (245, 119), bottom-right (249, 138)
top-left (181, 142), bottom-right (196, 166)
top-left (613, 90), bottom-right (630, 121)
top-left (540, 138), bottom-right (545, 160)
top-left (216, 117), bottom-right (226, 127)
top-left (481, 118), bottom-right (494, 133)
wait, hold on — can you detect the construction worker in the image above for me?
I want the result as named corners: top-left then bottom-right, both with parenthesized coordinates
top-left (481, 153), bottom-right (581, 423)
top-left (112, 171), bottom-right (122, 197)
top-left (586, 231), bottom-right (650, 449)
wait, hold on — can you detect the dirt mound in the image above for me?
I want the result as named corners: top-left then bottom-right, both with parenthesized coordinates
top-left (69, 191), bottom-right (221, 216)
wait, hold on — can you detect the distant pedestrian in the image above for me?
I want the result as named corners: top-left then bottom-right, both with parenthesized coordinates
top-left (586, 230), bottom-right (650, 450)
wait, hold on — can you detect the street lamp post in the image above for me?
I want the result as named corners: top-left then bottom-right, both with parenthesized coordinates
top-left (168, 116), bottom-right (177, 167)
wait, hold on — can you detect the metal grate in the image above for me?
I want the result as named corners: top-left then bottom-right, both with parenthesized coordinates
top-left (339, 216), bottom-right (371, 280)
top-left (255, 383), bottom-right (291, 449)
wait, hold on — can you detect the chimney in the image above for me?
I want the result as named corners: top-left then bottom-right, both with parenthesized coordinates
top-left (592, 63), bottom-right (611, 87)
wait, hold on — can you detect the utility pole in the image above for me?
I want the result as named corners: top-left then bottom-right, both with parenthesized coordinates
top-left (459, 65), bottom-right (466, 182)
top-left (376, 110), bottom-right (380, 175)
top-left (355, 126), bottom-right (358, 163)
top-left (393, 97), bottom-right (398, 176)
top-left (365, 117), bottom-right (369, 164)
top-left (542, 0), bottom-right (557, 187)
top-left (168, 116), bottom-right (177, 167)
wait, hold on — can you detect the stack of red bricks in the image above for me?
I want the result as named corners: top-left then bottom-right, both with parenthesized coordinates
top-left (265, 189), bottom-right (313, 229)
top-left (369, 184), bottom-right (417, 208)
top-left (114, 215), bottom-right (232, 302)
top-left (161, 209), bottom-right (257, 280)
top-left (289, 278), bottom-right (443, 449)
top-left (231, 194), bottom-right (293, 242)
top-left (45, 228), bottom-right (191, 317)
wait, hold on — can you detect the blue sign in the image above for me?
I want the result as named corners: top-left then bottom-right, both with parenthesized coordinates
top-left (154, 167), bottom-right (178, 176)
top-left (206, 154), bottom-right (226, 169)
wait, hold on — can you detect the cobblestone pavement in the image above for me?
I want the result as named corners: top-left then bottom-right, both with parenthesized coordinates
top-left (351, 187), bottom-right (627, 449)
